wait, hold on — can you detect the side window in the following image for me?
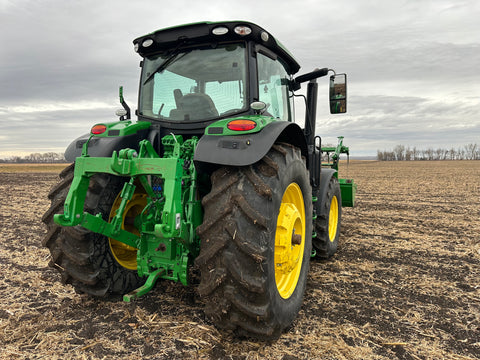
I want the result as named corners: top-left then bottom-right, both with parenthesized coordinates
top-left (257, 53), bottom-right (292, 121)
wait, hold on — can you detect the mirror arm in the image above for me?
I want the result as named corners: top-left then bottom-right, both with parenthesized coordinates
top-left (291, 67), bottom-right (329, 90)
top-left (119, 86), bottom-right (131, 121)
top-left (296, 67), bottom-right (329, 83)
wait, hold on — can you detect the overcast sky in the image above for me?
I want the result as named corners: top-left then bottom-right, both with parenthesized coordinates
top-left (1, 0), bottom-right (479, 158)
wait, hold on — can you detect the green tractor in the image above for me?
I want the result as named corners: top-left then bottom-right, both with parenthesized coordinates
top-left (43, 21), bottom-right (356, 339)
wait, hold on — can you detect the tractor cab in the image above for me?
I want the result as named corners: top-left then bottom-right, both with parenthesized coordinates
top-left (134, 21), bottom-right (301, 133)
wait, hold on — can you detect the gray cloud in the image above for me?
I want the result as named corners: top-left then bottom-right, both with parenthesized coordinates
top-left (316, 94), bottom-right (480, 155)
top-left (1, 0), bottom-right (479, 158)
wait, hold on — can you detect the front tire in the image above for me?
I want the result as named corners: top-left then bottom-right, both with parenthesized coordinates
top-left (42, 164), bottom-right (145, 296)
top-left (196, 144), bottom-right (312, 339)
top-left (313, 176), bottom-right (342, 259)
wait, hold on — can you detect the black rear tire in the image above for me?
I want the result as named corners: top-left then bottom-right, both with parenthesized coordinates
top-left (42, 164), bottom-right (145, 296)
top-left (313, 176), bottom-right (342, 259)
top-left (196, 144), bottom-right (312, 339)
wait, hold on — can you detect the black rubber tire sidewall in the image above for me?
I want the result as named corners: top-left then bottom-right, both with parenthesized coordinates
top-left (265, 154), bottom-right (312, 329)
top-left (196, 144), bottom-right (312, 339)
top-left (313, 176), bottom-right (342, 259)
top-left (42, 165), bottom-right (145, 296)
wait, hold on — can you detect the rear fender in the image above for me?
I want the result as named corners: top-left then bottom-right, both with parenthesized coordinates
top-left (316, 168), bottom-right (339, 211)
top-left (194, 121), bottom-right (307, 171)
top-left (64, 128), bottom-right (153, 162)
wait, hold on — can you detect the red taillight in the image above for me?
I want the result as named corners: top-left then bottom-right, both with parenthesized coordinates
top-left (91, 124), bottom-right (107, 135)
top-left (227, 119), bottom-right (257, 131)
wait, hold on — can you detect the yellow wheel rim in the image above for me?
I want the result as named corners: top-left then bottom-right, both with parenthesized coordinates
top-left (328, 195), bottom-right (339, 242)
top-left (108, 187), bottom-right (147, 270)
top-left (274, 183), bottom-right (306, 299)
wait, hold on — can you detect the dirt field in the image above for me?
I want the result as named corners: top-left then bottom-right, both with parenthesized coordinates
top-left (0, 161), bottom-right (479, 359)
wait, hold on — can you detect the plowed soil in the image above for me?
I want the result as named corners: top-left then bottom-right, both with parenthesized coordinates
top-left (0, 161), bottom-right (479, 359)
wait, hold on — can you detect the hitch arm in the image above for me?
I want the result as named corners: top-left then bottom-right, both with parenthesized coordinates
top-left (53, 158), bottom-right (140, 249)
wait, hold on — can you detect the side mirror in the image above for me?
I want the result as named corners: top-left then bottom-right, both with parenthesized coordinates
top-left (329, 74), bottom-right (347, 114)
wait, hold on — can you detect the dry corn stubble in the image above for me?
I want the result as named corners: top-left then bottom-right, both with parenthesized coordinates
top-left (0, 161), bottom-right (479, 359)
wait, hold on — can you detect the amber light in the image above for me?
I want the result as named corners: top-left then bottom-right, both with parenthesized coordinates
top-left (227, 119), bottom-right (257, 131)
top-left (91, 124), bottom-right (107, 135)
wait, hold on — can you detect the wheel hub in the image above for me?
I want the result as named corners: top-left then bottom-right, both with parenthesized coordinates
top-left (328, 195), bottom-right (339, 242)
top-left (108, 190), bottom-right (147, 270)
top-left (274, 183), bottom-right (305, 299)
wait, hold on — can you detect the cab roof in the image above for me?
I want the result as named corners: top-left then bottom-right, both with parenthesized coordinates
top-left (133, 21), bottom-right (301, 75)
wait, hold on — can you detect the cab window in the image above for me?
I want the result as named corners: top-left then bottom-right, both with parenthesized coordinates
top-left (257, 53), bottom-right (293, 121)
top-left (139, 44), bottom-right (247, 122)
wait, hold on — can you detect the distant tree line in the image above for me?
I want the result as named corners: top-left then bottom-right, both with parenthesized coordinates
top-left (377, 144), bottom-right (479, 161)
top-left (0, 152), bottom-right (66, 163)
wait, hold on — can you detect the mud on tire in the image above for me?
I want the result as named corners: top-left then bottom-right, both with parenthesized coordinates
top-left (196, 144), bottom-right (312, 339)
top-left (42, 164), bottom-right (144, 297)
top-left (313, 176), bottom-right (342, 259)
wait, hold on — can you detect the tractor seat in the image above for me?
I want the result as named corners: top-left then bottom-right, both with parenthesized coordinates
top-left (169, 93), bottom-right (219, 121)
